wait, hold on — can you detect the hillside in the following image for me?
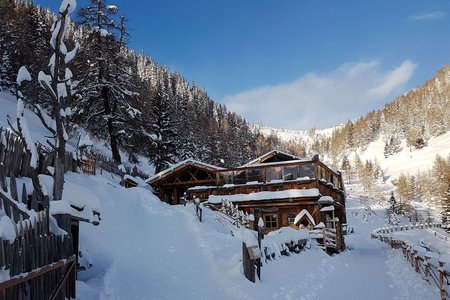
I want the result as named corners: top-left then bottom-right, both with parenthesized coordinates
top-left (259, 65), bottom-right (450, 183)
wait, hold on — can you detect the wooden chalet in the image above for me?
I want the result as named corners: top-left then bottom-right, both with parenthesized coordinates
top-left (146, 159), bottom-right (224, 205)
top-left (148, 151), bottom-right (347, 242)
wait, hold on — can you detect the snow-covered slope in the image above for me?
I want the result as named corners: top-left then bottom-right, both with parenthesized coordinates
top-left (360, 132), bottom-right (450, 179)
top-left (257, 125), bottom-right (339, 145)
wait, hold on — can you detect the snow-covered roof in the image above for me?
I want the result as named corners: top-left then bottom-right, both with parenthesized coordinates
top-left (241, 150), bottom-right (305, 167)
top-left (234, 159), bottom-right (312, 170)
top-left (294, 209), bottom-right (316, 226)
top-left (123, 174), bottom-right (147, 187)
top-left (320, 205), bottom-right (335, 212)
top-left (146, 159), bottom-right (224, 184)
top-left (208, 188), bottom-right (320, 204)
top-left (318, 196), bottom-right (334, 204)
top-left (186, 185), bottom-right (217, 191)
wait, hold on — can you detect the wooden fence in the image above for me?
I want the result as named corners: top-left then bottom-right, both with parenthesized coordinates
top-left (94, 153), bottom-right (148, 180)
top-left (243, 226), bottom-right (308, 282)
top-left (0, 144), bottom-right (75, 299)
top-left (0, 127), bottom-right (149, 181)
top-left (372, 223), bottom-right (450, 299)
top-left (0, 211), bottom-right (75, 300)
top-left (0, 127), bottom-right (77, 178)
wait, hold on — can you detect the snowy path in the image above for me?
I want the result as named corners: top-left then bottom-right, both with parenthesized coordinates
top-left (218, 199), bottom-right (440, 300)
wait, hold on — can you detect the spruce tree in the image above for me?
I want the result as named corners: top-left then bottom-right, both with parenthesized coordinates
top-left (75, 0), bottom-right (138, 163)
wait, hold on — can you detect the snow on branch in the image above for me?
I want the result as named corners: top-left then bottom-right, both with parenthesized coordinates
top-left (16, 66), bottom-right (31, 86)
top-left (16, 99), bottom-right (39, 168)
top-left (59, 0), bottom-right (77, 14)
top-left (65, 42), bottom-right (80, 64)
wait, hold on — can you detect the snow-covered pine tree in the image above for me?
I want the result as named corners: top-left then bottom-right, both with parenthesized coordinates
top-left (75, 0), bottom-right (138, 163)
top-left (148, 89), bottom-right (178, 173)
top-left (0, 0), bottom-right (24, 91)
top-left (386, 191), bottom-right (399, 225)
top-left (341, 155), bottom-right (352, 184)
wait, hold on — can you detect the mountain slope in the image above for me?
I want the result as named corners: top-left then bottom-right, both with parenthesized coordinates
top-left (258, 65), bottom-right (450, 182)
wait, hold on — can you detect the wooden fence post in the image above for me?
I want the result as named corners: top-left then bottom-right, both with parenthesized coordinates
top-left (424, 256), bottom-right (430, 282)
top-left (242, 242), bottom-right (255, 283)
top-left (256, 226), bottom-right (263, 280)
top-left (439, 261), bottom-right (446, 300)
top-left (414, 250), bottom-right (419, 273)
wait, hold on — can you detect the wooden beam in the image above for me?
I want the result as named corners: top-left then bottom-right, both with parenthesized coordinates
top-left (49, 257), bottom-right (76, 300)
top-left (158, 179), bottom-right (216, 187)
top-left (0, 255), bottom-right (76, 291)
top-left (235, 199), bottom-right (319, 209)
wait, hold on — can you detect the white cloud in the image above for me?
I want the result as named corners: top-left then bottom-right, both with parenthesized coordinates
top-left (411, 11), bottom-right (446, 21)
top-left (224, 60), bottom-right (417, 130)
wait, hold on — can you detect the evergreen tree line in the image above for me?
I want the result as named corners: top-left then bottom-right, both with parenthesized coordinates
top-left (0, 0), bottom-right (276, 173)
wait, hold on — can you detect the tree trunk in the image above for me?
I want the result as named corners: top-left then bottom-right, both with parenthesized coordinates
top-left (53, 155), bottom-right (64, 200)
top-left (101, 85), bottom-right (122, 164)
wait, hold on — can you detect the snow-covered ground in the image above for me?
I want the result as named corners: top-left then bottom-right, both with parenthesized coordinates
top-left (361, 133), bottom-right (450, 180)
top-left (70, 169), bottom-right (442, 299)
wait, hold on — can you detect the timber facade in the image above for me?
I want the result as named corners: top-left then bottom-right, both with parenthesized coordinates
top-left (147, 151), bottom-right (347, 242)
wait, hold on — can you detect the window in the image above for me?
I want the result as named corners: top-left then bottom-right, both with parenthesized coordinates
top-left (287, 214), bottom-right (296, 224)
top-left (266, 166), bottom-right (282, 182)
top-left (233, 171), bottom-right (246, 184)
top-left (264, 214), bottom-right (277, 228)
top-left (299, 164), bottom-right (316, 179)
top-left (283, 165), bottom-right (298, 180)
top-left (247, 168), bottom-right (264, 182)
top-left (218, 171), bottom-right (233, 185)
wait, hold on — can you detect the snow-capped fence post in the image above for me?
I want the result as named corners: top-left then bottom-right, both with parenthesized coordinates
top-left (194, 198), bottom-right (202, 222)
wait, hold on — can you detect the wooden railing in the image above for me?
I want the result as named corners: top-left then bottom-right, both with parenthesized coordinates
top-left (372, 223), bottom-right (450, 299)
top-left (94, 153), bottom-right (148, 180)
top-left (243, 226), bottom-right (308, 282)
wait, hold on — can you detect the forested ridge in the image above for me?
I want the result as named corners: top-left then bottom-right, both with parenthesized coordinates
top-left (264, 64), bottom-right (450, 164)
top-left (0, 0), bottom-right (279, 172)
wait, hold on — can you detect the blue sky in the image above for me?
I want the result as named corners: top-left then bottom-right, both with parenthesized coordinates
top-left (36, 0), bottom-right (450, 130)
